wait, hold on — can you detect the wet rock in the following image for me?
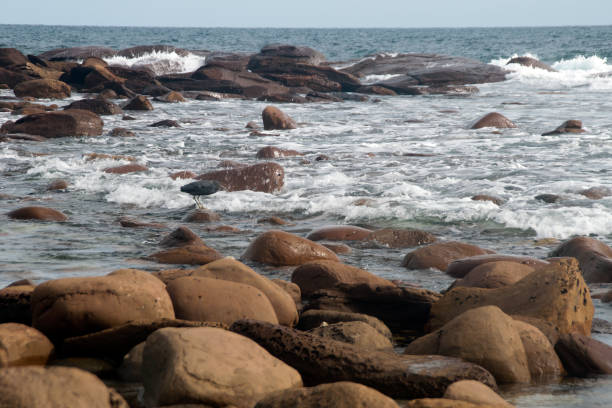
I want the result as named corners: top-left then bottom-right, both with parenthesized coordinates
top-left (182, 208), bottom-right (220, 222)
top-left (262, 105), bottom-right (297, 130)
top-left (84, 153), bottom-right (136, 162)
top-left (13, 78), bottom-right (71, 99)
top-left (64, 98), bottom-right (123, 115)
top-left (272, 279), bottom-right (301, 309)
top-left (31, 269), bottom-right (175, 340)
top-left (308, 321), bottom-right (393, 350)
top-left (579, 186), bottom-right (612, 200)
top-left (0, 48), bottom-right (28, 67)
top-left (169, 170), bottom-right (196, 180)
top-left (471, 194), bottom-right (503, 205)
top-left (404, 398), bottom-right (483, 408)
top-left (471, 112), bottom-right (517, 129)
top-left (242, 230), bottom-right (339, 266)
top-left (256, 146), bottom-right (302, 159)
top-left (535, 193), bottom-right (561, 203)
top-left (0, 366), bottom-right (129, 407)
top-left (258, 216), bottom-right (292, 225)
top-left (38, 46), bottom-right (117, 61)
top-left (118, 45), bottom-right (189, 58)
top-left (315, 154), bottom-right (330, 161)
top-left (122, 95), bottom-right (153, 111)
top-left (192, 65), bottom-right (291, 98)
top-left (0, 284), bottom-right (34, 325)
top-left (46, 179), bottom-right (68, 191)
top-left (307, 225), bottom-right (373, 242)
top-left (402, 241), bottom-right (494, 271)
top-left (428, 258), bottom-right (594, 336)
top-left (0, 323), bottom-right (54, 367)
top-left (197, 162), bottom-right (285, 193)
top-left (367, 228), bottom-right (437, 248)
top-left (255, 381), bottom-right (400, 408)
top-left (507, 56), bottom-right (556, 72)
top-left (231, 319), bottom-right (496, 398)
top-left (513, 320), bottom-right (564, 381)
top-left (118, 217), bottom-right (166, 229)
top-left (297, 309), bottom-right (392, 340)
top-left (246, 120), bottom-right (259, 129)
top-left (452, 261), bottom-right (535, 289)
top-left (555, 332), bottom-right (612, 376)
top-left (446, 254), bottom-right (548, 278)
top-left (109, 127), bottom-right (135, 137)
top-left (103, 163), bottom-right (148, 174)
top-left (602, 290), bottom-right (612, 303)
top-left (60, 64), bottom-right (123, 90)
top-left (142, 327), bottom-right (302, 407)
top-left (443, 380), bottom-right (515, 408)
top-left (149, 226), bottom-right (223, 265)
top-left (0, 109), bottom-right (103, 138)
top-left (542, 119), bottom-right (584, 135)
top-left (323, 243), bottom-right (352, 254)
top-left (98, 88), bottom-right (117, 99)
top-left (549, 236), bottom-right (612, 283)
top-left (153, 91), bottom-right (185, 102)
top-left (150, 119), bottom-right (180, 127)
top-left (0, 66), bottom-right (33, 88)
top-left (7, 206), bottom-right (67, 221)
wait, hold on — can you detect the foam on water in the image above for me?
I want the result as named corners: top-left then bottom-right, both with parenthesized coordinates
top-left (104, 50), bottom-right (206, 75)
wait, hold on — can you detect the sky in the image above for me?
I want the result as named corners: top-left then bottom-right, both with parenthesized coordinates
top-left (0, 0), bottom-right (610, 28)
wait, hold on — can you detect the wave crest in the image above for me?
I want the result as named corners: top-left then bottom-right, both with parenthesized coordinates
top-left (104, 50), bottom-right (206, 76)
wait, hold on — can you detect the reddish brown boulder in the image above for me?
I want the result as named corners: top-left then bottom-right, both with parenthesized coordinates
top-left (262, 106), bottom-right (296, 130)
top-left (103, 164), bottom-right (148, 174)
top-left (0, 48), bottom-right (28, 67)
top-left (366, 228), bottom-right (437, 248)
top-left (60, 63), bottom-right (124, 90)
top-left (471, 112), bottom-right (516, 129)
top-left (452, 261), bottom-right (534, 289)
top-left (471, 194), bottom-right (503, 205)
top-left (191, 65), bottom-right (291, 98)
top-left (122, 95), bottom-right (153, 111)
top-left (182, 208), bottom-right (220, 222)
top-left (169, 170), bottom-right (196, 180)
top-left (542, 120), bottom-right (584, 135)
top-left (0, 323), bottom-right (54, 367)
top-left (402, 241), bottom-right (494, 271)
top-left (149, 226), bottom-right (223, 265)
top-left (154, 91), bottom-right (185, 103)
top-left (118, 217), bottom-right (166, 229)
top-left (46, 179), bottom-right (69, 191)
top-left (243, 230), bottom-right (339, 266)
top-left (256, 146), bottom-right (303, 159)
top-left (197, 162), bottom-right (285, 193)
top-left (446, 254), bottom-right (548, 278)
top-left (307, 225), bottom-right (373, 242)
top-left (64, 98), bottom-right (123, 115)
top-left (323, 243), bottom-right (352, 254)
top-left (13, 79), bottom-right (71, 99)
top-left (308, 321), bottom-right (393, 350)
top-left (555, 332), bottom-right (612, 376)
top-left (0, 109), bottom-right (103, 138)
top-left (443, 380), bottom-right (514, 408)
top-left (7, 206), bottom-right (67, 221)
top-left (513, 320), bottom-right (564, 381)
top-left (549, 236), bottom-right (612, 282)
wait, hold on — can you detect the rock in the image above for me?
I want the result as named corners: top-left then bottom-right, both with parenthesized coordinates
top-left (366, 228), bottom-right (437, 248)
top-left (231, 319), bottom-right (496, 398)
top-left (64, 98), bottom-right (123, 115)
top-left (13, 79), bottom-right (71, 99)
top-left (0, 66), bottom-right (33, 88)
top-left (154, 91), bottom-right (185, 102)
top-left (292, 260), bottom-right (395, 297)
top-left (150, 119), bottom-right (180, 127)
top-left (297, 309), bottom-right (392, 340)
top-left (0, 284), bottom-right (34, 325)
top-left (117, 45), bottom-right (189, 58)
top-left (98, 89), bottom-right (117, 99)
top-left (428, 258), bottom-right (593, 336)
top-left (166, 276), bottom-right (279, 325)
top-left (118, 217), bottom-right (166, 229)
top-left (579, 186), bottom-right (612, 200)
top-left (142, 327), bottom-right (302, 407)
top-left (323, 243), bottom-right (352, 254)
top-left (256, 146), bottom-right (302, 159)
top-left (406, 306), bottom-right (531, 384)
top-left (535, 193), bottom-right (561, 203)
top-left (255, 44), bottom-right (326, 66)
top-left (402, 241), bottom-right (494, 271)
top-left (38, 46), bottom-right (117, 61)
top-left (443, 380), bottom-right (514, 408)
top-left (446, 254), bottom-right (548, 278)
top-left (602, 290), bottom-right (612, 303)
top-left (109, 127), bottom-right (135, 137)
top-left (49, 357), bottom-right (115, 377)
top-left (0, 109), bottom-right (103, 137)
top-left (471, 194), bottom-right (503, 206)
top-left (308, 321), bottom-right (393, 350)
top-left (84, 153), bottom-right (136, 162)
top-left (122, 95), bottom-right (153, 111)
top-left (262, 106), bottom-right (297, 130)
top-left (404, 399), bottom-right (483, 408)
top-left (258, 216), bottom-right (292, 225)
top-left (452, 261), bottom-right (535, 289)
top-left (471, 112), bottom-right (517, 129)
top-left (0, 323), bottom-right (54, 367)
top-left (191, 65), bottom-right (291, 98)
top-left (103, 163), bottom-right (148, 174)
top-left (60, 64), bottom-right (124, 90)
top-left (117, 342), bottom-right (145, 382)
top-left (555, 332), bottom-right (612, 376)
top-left (243, 230), bottom-right (339, 266)
top-left (0, 48), bottom-right (28, 67)
top-left (513, 320), bottom-right (564, 381)
top-left (307, 225), bottom-right (373, 242)
top-left (255, 381), bottom-right (400, 408)
top-left (182, 209), bottom-right (220, 222)
top-left (246, 120), bottom-right (259, 129)
top-left (0, 366), bottom-right (128, 408)
top-left (7, 206), bottom-right (67, 221)
top-left (169, 170), bottom-right (196, 180)
top-left (542, 120), bottom-right (584, 135)
top-left (197, 162), bottom-right (285, 193)
top-left (149, 226), bottom-right (223, 265)
top-left (31, 269), bottom-right (175, 340)
top-left (46, 178), bottom-right (69, 191)
top-left (507, 56), bottom-right (556, 72)
top-left (272, 279), bottom-right (301, 308)
top-left (549, 236), bottom-right (612, 282)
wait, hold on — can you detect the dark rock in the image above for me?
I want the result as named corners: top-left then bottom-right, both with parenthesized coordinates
top-left (258, 93), bottom-right (308, 103)
top-left (555, 332), bottom-right (612, 376)
top-left (7, 206), bottom-right (67, 221)
top-left (298, 309), bottom-right (392, 340)
top-left (542, 119), bottom-right (584, 135)
top-left (150, 119), bottom-right (180, 127)
top-left (257, 44), bottom-right (326, 65)
top-left (507, 57), bottom-right (556, 72)
top-left (109, 127), bottom-right (135, 137)
top-left (471, 112), bottom-right (516, 129)
top-left (549, 236), bottom-right (612, 283)
top-left (46, 179), bottom-right (68, 191)
top-left (38, 46), bottom-right (117, 61)
top-left (117, 45), bottom-right (189, 58)
top-left (122, 95), bottom-right (153, 111)
top-left (446, 254), bottom-right (549, 279)
top-left (192, 65), bottom-right (290, 98)
top-left (0, 48), bottom-right (28, 67)
top-left (471, 195), bottom-right (503, 205)
top-left (535, 193), bottom-right (561, 203)
top-left (118, 217), bottom-right (166, 229)
top-left (0, 284), bottom-right (34, 325)
top-left (197, 162), bottom-right (285, 193)
top-left (149, 226), bottom-right (223, 265)
top-left (366, 228), bottom-right (437, 248)
top-left (13, 79), bottom-right (71, 99)
top-left (64, 98), bottom-right (123, 115)
top-left (402, 241), bottom-right (494, 271)
top-left (0, 67), bottom-right (33, 88)
top-left (1, 109), bottom-right (103, 138)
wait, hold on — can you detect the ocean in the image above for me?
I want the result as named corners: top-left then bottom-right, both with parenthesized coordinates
top-left (1, 24), bottom-right (612, 406)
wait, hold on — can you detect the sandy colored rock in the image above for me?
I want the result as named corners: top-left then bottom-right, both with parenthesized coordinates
top-left (197, 162), bottom-right (285, 193)
top-left (307, 225), bottom-right (373, 242)
top-left (308, 321), bottom-right (393, 350)
top-left (549, 236), bottom-right (612, 282)
top-left (453, 261), bottom-right (535, 289)
top-left (262, 105), bottom-right (296, 130)
top-left (444, 380), bottom-right (514, 407)
top-left (14, 78), bottom-right (71, 99)
top-left (297, 309), bottom-right (392, 340)
top-left (402, 241), bottom-right (494, 271)
top-left (446, 255), bottom-right (548, 278)
top-left (123, 95), bottom-right (153, 111)
top-left (142, 327), bottom-right (302, 407)
top-left (0, 323), bottom-right (54, 367)
top-left (512, 320), bottom-right (564, 381)
top-left (471, 112), bottom-right (516, 129)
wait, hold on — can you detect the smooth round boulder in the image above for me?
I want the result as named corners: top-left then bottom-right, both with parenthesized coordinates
top-left (262, 105), bottom-right (296, 130)
top-left (0, 323), bottom-right (54, 367)
top-left (142, 327), bottom-right (302, 407)
top-left (307, 225), bottom-right (373, 242)
top-left (402, 241), bottom-right (493, 271)
top-left (7, 206), bottom-right (67, 221)
top-left (542, 119), bottom-right (584, 136)
top-left (308, 321), bottom-right (393, 350)
top-left (549, 236), bottom-right (612, 283)
top-left (243, 230), bottom-right (339, 266)
top-left (13, 79), bottom-right (71, 99)
top-left (103, 163), bottom-right (148, 174)
top-left (165, 276), bottom-right (279, 325)
top-left (64, 98), bottom-right (123, 115)
top-left (297, 309), bottom-right (392, 340)
top-left (0, 109), bottom-right (103, 137)
top-left (31, 269), bottom-right (175, 340)
top-left (443, 380), bottom-right (514, 407)
top-left (513, 320), bottom-right (564, 381)
top-left (446, 254), bottom-right (548, 278)
top-left (471, 112), bottom-right (517, 129)
top-left (123, 95), bottom-right (153, 111)
top-left (453, 261), bottom-right (535, 289)
top-left (46, 179), bottom-right (69, 191)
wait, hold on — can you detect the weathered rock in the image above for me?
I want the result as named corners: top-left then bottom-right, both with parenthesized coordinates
top-left (192, 65), bottom-right (291, 98)
top-left (0, 48), bottom-right (28, 67)
top-left (366, 228), bottom-right (437, 248)
top-left (272, 279), bottom-right (302, 308)
top-left (255, 381), bottom-right (400, 408)
top-left (231, 319), bottom-right (496, 398)
top-left (308, 321), bottom-right (393, 350)
top-left (197, 162), bottom-right (285, 193)
top-left (117, 341), bottom-right (145, 382)
top-left (443, 380), bottom-right (514, 408)
top-left (122, 95), bottom-right (153, 111)
top-left (256, 146), bottom-right (302, 159)
top-left (0, 66), bottom-right (33, 88)
top-left (549, 236), bottom-right (612, 283)
top-left (46, 178), bottom-right (69, 191)
top-left (428, 258), bottom-right (593, 336)
top-left (262, 106), bottom-right (296, 130)
top-left (38, 46), bottom-right (117, 61)
top-left (109, 127), bottom-right (135, 137)
top-left (103, 163), bottom-right (148, 174)
top-left (446, 254), bottom-right (548, 278)
top-left (404, 398), bottom-right (483, 408)
top-left (118, 217), bottom-right (166, 229)
top-left (150, 119), bottom-right (180, 127)
top-left (149, 226), bottom-right (223, 265)
top-left (182, 208), bottom-right (220, 222)
top-left (555, 332), bottom-right (612, 376)
top-left (31, 269), bottom-right (175, 340)
top-left (0, 284), bottom-right (34, 324)
top-left (0, 323), bottom-right (54, 367)
top-left (471, 112), bottom-right (517, 129)
top-left (513, 320), bottom-right (564, 381)
top-left (243, 230), bottom-right (339, 266)
top-left (0, 109), bottom-right (103, 137)
top-left (142, 327), bottom-right (302, 407)
top-left (64, 98), bottom-right (123, 115)
top-left (7, 205), bottom-right (67, 221)
top-left (13, 79), bottom-right (71, 99)
top-left (323, 243), bottom-right (352, 254)
top-left (60, 64), bottom-right (124, 90)
top-left (579, 186), bottom-right (612, 200)
top-left (402, 241), bottom-right (494, 271)
top-left (471, 194), bottom-right (503, 206)
top-left (452, 261), bottom-right (535, 289)
top-left (254, 44), bottom-right (326, 66)
top-left (292, 260), bottom-right (394, 297)
top-left (154, 91), bottom-right (185, 102)
top-left (542, 120), bottom-right (584, 135)
top-left (406, 306), bottom-right (531, 384)
top-left (0, 366), bottom-right (129, 408)
top-left (507, 56), bottom-right (556, 72)
top-left (535, 193), bottom-right (561, 203)
top-left (297, 309), bottom-right (392, 340)
top-left (307, 225), bottom-right (373, 242)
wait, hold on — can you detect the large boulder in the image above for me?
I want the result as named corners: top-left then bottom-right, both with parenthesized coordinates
top-left (507, 56), bottom-right (556, 72)
top-left (307, 225), bottom-right (373, 242)
top-left (0, 366), bottom-right (128, 407)
top-left (60, 64), bottom-right (123, 90)
top-left (428, 258), bottom-right (594, 336)
top-left (252, 44), bottom-right (326, 66)
top-left (255, 381), bottom-right (400, 408)
top-left (542, 119), bottom-right (584, 136)
top-left (452, 261), bottom-right (535, 289)
top-left (0, 48), bottom-right (28, 67)
top-left (197, 162), bottom-right (285, 193)
top-left (122, 95), bottom-right (153, 111)
top-left (402, 241), bottom-right (494, 271)
top-left (38, 46), bottom-right (117, 61)
top-left (446, 254), bottom-right (548, 279)
top-left (308, 321), bottom-right (393, 350)
top-left (142, 327), bottom-right (302, 407)
top-left (0, 66), bottom-right (33, 88)
top-left (192, 65), bottom-right (290, 98)
top-left (64, 98), bottom-right (123, 115)
top-left (471, 112), bottom-right (517, 129)
top-left (513, 320), bottom-right (564, 381)
top-left (0, 109), bottom-right (103, 138)
top-left (297, 309), bottom-right (392, 340)
top-left (231, 319), bottom-right (496, 398)
top-left (0, 283), bottom-right (34, 325)
top-left (243, 230), bottom-right (340, 266)
top-left (31, 269), bottom-right (175, 340)
top-left (7, 206), bottom-right (67, 221)
top-left (165, 276), bottom-right (279, 325)
top-left (549, 236), bottom-right (612, 282)
top-left (554, 332), bottom-right (612, 376)
top-left (148, 226), bottom-right (223, 265)
top-left (443, 380), bottom-right (514, 408)
top-left (0, 323), bottom-right (54, 367)
top-left (13, 79), bottom-right (71, 99)
top-left (262, 105), bottom-right (297, 130)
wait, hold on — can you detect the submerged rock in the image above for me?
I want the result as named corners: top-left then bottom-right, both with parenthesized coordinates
top-left (549, 236), bottom-right (612, 282)
top-left (7, 206), bottom-right (67, 221)
top-left (262, 105), bottom-right (297, 130)
top-left (471, 112), bottom-right (517, 129)
top-left (197, 162), bottom-right (285, 193)
top-left (507, 56), bottom-right (556, 72)
top-left (0, 109), bottom-right (103, 138)
top-left (542, 119), bottom-right (584, 135)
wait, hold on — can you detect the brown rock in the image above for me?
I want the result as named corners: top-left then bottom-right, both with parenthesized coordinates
top-left (308, 321), bottom-right (393, 350)
top-left (297, 309), bottom-right (392, 340)
top-left (323, 243), bottom-right (352, 254)
top-left (428, 258), bottom-right (594, 336)
top-left (446, 254), bottom-right (548, 278)
top-left (142, 327), bottom-right (302, 407)
top-left (542, 120), bottom-right (584, 135)
top-left (507, 56), bottom-right (556, 72)
top-left (84, 152), bottom-right (136, 162)
top-left (555, 332), bottom-right (612, 376)
top-left (13, 79), bottom-right (71, 99)
top-left (150, 226), bottom-right (223, 265)
top-left (258, 216), bottom-right (292, 225)
top-left (0, 366), bottom-right (129, 408)
top-left (471, 194), bottom-right (503, 206)
top-left (246, 120), bottom-right (259, 129)
top-left (452, 261), bottom-right (535, 289)
top-left (402, 241), bottom-right (494, 271)
top-left (46, 178), bottom-right (69, 191)
top-left (579, 186), bottom-right (612, 199)
top-left (549, 236), bottom-right (612, 282)
top-left (64, 98), bottom-right (123, 115)
top-left (170, 170), bottom-right (196, 180)
top-left (123, 95), bottom-right (153, 111)
top-left (31, 269), bottom-right (175, 340)
top-left (255, 381), bottom-right (400, 408)
top-left (182, 209), bottom-right (221, 222)
top-left (406, 306), bottom-right (531, 384)
top-left (243, 230), bottom-right (339, 266)
top-left (103, 163), bottom-right (148, 174)
top-left (513, 320), bottom-right (564, 381)
top-left (150, 119), bottom-right (180, 127)
top-left (160, 226), bottom-right (203, 247)
top-left (7, 206), bottom-right (67, 221)
top-left (366, 228), bottom-right (437, 248)
top-left (154, 91), bottom-right (185, 103)
top-left (602, 289), bottom-right (612, 303)
top-left (0, 66), bottom-right (33, 88)
top-left (443, 380), bottom-right (514, 407)
top-left (0, 109), bottom-right (103, 137)
top-left (197, 162), bottom-right (285, 193)
top-left (404, 398), bottom-right (483, 408)
top-left (272, 279), bottom-right (302, 308)
top-left (109, 127), bottom-right (135, 137)
top-left (256, 146), bottom-right (303, 159)
top-left (0, 284), bottom-right (34, 325)
top-left (0, 323), bottom-right (54, 367)
top-left (471, 112), bottom-right (517, 129)
top-left (0, 48), bottom-right (28, 67)
top-left (307, 225), bottom-right (373, 242)
top-left (262, 106), bottom-right (297, 130)
top-left (118, 217), bottom-right (166, 229)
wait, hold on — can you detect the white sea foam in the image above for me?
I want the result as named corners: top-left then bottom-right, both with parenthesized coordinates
top-left (104, 50), bottom-right (206, 76)
top-left (362, 74), bottom-right (402, 84)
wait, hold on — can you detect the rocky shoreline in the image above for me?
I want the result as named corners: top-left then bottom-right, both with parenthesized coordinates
top-left (1, 44), bottom-right (611, 407)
